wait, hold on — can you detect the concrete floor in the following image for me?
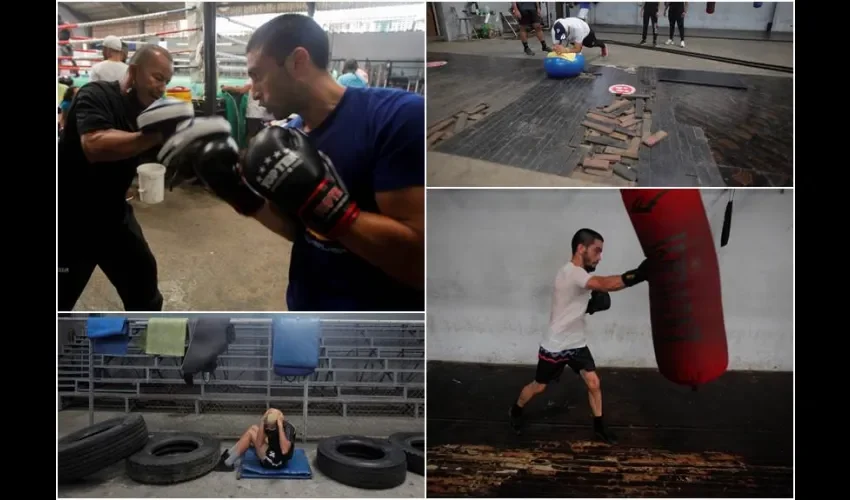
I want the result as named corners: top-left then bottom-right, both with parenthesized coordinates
top-left (73, 185), bottom-right (292, 312)
top-left (58, 410), bottom-right (424, 498)
top-left (426, 34), bottom-right (793, 188)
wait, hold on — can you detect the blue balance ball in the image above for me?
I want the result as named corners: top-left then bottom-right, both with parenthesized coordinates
top-left (544, 52), bottom-right (585, 79)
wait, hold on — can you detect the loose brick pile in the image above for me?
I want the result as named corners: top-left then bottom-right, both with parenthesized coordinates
top-left (427, 104), bottom-right (491, 148)
top-left (577, 95), bottom-right (668, 182)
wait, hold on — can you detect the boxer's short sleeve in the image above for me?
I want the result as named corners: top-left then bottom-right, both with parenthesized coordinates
top-left (372, 93), bottom-right (425, 192)
top-left (75, 84), bottom-right (115, 135)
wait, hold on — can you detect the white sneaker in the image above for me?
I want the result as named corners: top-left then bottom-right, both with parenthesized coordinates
top-left (680, 40), bottom-right (686, 48)
top-left (665, 39), bottom-right (674, 45)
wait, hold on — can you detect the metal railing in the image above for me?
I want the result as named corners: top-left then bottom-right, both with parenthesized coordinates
top-left (57, 317), bottom-right (425, 440)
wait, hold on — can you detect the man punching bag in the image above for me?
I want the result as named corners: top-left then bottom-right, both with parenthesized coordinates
top-left (621, 189), bottom-right (728, 388)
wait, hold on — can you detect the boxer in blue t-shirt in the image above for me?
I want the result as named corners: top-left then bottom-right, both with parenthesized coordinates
top-left (164, 14), bottom-right (424, 312)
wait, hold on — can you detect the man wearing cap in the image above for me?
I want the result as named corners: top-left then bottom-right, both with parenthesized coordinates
top-left (90, 35), bottom-right (129, 82)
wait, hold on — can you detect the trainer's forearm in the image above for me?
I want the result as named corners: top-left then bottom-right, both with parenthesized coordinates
top-left (597, 275), bottom-right (628, 292)
top-left (253, 202), bottom-right (297, 241)
top-left (82, 130), bottom-right (159, 163)
top-left (337, 212), bottom-right (424, 290)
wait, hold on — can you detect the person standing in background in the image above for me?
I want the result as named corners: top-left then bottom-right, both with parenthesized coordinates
top-left (640, 2), bottom-right (660, 45)
top-left (89, 35), bottom-right (129, 82)
top-left (511, 2), bottom-right (552, 56)
top-left (221, 82), bottom-right (275, 144)
top-left (664, 2), bottom-right (687, 48)
top-left (337, 59), bottom-right (368, 88)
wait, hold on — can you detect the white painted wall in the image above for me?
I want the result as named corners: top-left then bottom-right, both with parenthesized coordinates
top-left (427, 189), bottom-right (793, 371)
top-left (434, 1), bottom-right (793, 41)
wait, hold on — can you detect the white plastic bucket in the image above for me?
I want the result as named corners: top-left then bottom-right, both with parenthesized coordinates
top-left (136, 163), bottom-right (167, 204)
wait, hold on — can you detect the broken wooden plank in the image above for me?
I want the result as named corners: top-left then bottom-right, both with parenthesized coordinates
top-left (453, 113), bottom-right (469, 133)
top-left (583, 156), bottom-right (610, 170)
top-left (604, 146), bottom-right (629, 156)
top-left (427, 117), bottom-right (455, 136)
top-left (593, 145), bottom-right (607, 154)
top-left (586, 112), bottom-right (619, 125)
top-left (613, 163), bottom-right (638, 182)
top-left (589, 130), bottom-right (602, 137)
top-left (595, 153), bottom-right (622, 162)
top-left (643, 130), bottom-right (669, 147)
top-left (469, 113), bottom-right (486, 120)
top-left (623, 93), bottom-right (652, 100)
top-left (583, 165), bottom-right (613, 177)
top-left (615, 125), bottom-right (640, 137)
top-left (617, 106), bottom-right (636, 117)
top-left (465, 103), bottom-right (488, 115)
top-left (603, 99), bottom-right (630, 114)
top-left (641, 113), bottom-right (653, 140)
top-left (620, 115), bottom-right (639, 128)
top-left (582, 120), bottom-right (614, 135)
top-left (635, 99), bottom-right (645, 119)
top-left (427, 133), bottom-right (443, 147)
top-left (610, 131), bottom-right (628, 141)
top-left (586, 135), bottom-right (629, 149)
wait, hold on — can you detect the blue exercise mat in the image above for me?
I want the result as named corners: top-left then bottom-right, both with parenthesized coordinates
top-left (238, 448), bottom-right (312, 479)
top-left (86, 317), bottom-right (129, 355)
top-left (272, 317), bottom-right (320, 377)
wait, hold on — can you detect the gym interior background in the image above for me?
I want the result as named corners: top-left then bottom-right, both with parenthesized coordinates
top-left (425, 2), bottom-right (794, 188)
top-left (425, 188), bottom-right (793, 497)
top-left (57, 312), bottom-right (424, 497)
top-left (57, 1), bottom-right (425, 311)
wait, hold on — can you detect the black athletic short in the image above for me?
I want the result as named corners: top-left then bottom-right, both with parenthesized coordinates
top-left (581, 30), bottom-right (603, 48)
top-left (261, 446), bottom-right (293, 469)
top-left (518, 9), bottom-right (542, 27)
top-left (535, 345), bottom-right (597, 384)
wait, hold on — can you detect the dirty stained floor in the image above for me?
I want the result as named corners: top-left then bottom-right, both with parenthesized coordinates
top-left (72, 185), bottom-right (292, 312)
top-left (427, 33), bottom-right (793, 188)
top-left (426, 362), bottom-right (793, 498)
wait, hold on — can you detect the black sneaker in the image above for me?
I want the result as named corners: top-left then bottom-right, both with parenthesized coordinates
top-left (639, 39), bottom-right (646, 45)
top-left (508, 407), bottom-right (524, 434)
top-left (214, 451), bottom-right (234, 472)
top-left (594, 426), bottom-right (618, 444)
top-left (524, 46), bottom-right (534, 56)
top-left (541, 44), bottom-right (552, 52)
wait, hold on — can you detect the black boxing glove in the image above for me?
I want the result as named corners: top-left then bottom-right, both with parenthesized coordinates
top-left (158, 117), bottom-right (265, 216)
top-left (621, 258), bottom-right (649, 288)
top-left (138, 97), bottom-right (195, 138)
top-left (586, 291), bottom-right (611, 315)
top-left (242, 126), bottom-right (360, 238)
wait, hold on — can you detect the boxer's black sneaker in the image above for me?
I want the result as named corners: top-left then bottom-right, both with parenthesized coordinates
top-left (593, 417), bottom-right (618, 444)
top-left (215, 451), bottom-right (234, 472)
top-left (524, 45), bottom-right (534, 56)
top-left (509, 404), bottom-right (524, 434)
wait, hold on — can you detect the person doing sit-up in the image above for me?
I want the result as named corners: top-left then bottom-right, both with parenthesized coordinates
top-left (217, 408), bottom-right (294, 471)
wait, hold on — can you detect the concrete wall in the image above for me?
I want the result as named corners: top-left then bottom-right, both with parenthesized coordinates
top-left (433, 1), bottom-right (792, 41)
top-left (427, 189), bottom-right (793, 371)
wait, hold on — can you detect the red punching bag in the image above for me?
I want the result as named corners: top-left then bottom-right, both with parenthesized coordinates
top-left (706, 2), bottom-right (715, 14)
top-left (621, 189), bottom-right (728, 388)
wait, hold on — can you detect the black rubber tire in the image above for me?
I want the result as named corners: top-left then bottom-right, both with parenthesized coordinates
top-left (58, 413), bottom-right (149, 483)
top-left (389, 432), bottom-right (425, 476)
top-left (126, 432), bottom-right (221, 485)
top-left (316, 435), bottom-right (408, 489)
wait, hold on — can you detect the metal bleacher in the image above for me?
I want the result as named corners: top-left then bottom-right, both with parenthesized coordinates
top-left (57, 317), bottom-right (425, 439)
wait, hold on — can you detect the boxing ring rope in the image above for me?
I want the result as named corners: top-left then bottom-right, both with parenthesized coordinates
top-left (58, 27), bottom-right (201, 46)
top-left (57, 317), bottom-right (425, 439)
top-left (58, 6), bottom-right (196, 30)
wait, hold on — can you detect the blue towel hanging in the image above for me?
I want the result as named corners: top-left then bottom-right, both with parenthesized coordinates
top-left (86, 317), bottom-right (130, 355)
top-left (272, 317), bottom-right (320, 377)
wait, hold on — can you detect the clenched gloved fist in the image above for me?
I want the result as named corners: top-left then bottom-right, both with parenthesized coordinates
top-left (242, 126), bottom-right (360, 239)
top-left (621, 259), bottom-right (649, 288)
top-left (158, 116), bottom-right (265, 216)
top-left (586, 291), bottom-right (611, 315)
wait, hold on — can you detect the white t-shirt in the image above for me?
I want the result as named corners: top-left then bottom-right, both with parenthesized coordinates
top-left (551, 17), bottom-right (591, 46)
top-left (89, 60), bottom-right (128, 82)
top-left (539, 262), bottom-right (592, 353)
